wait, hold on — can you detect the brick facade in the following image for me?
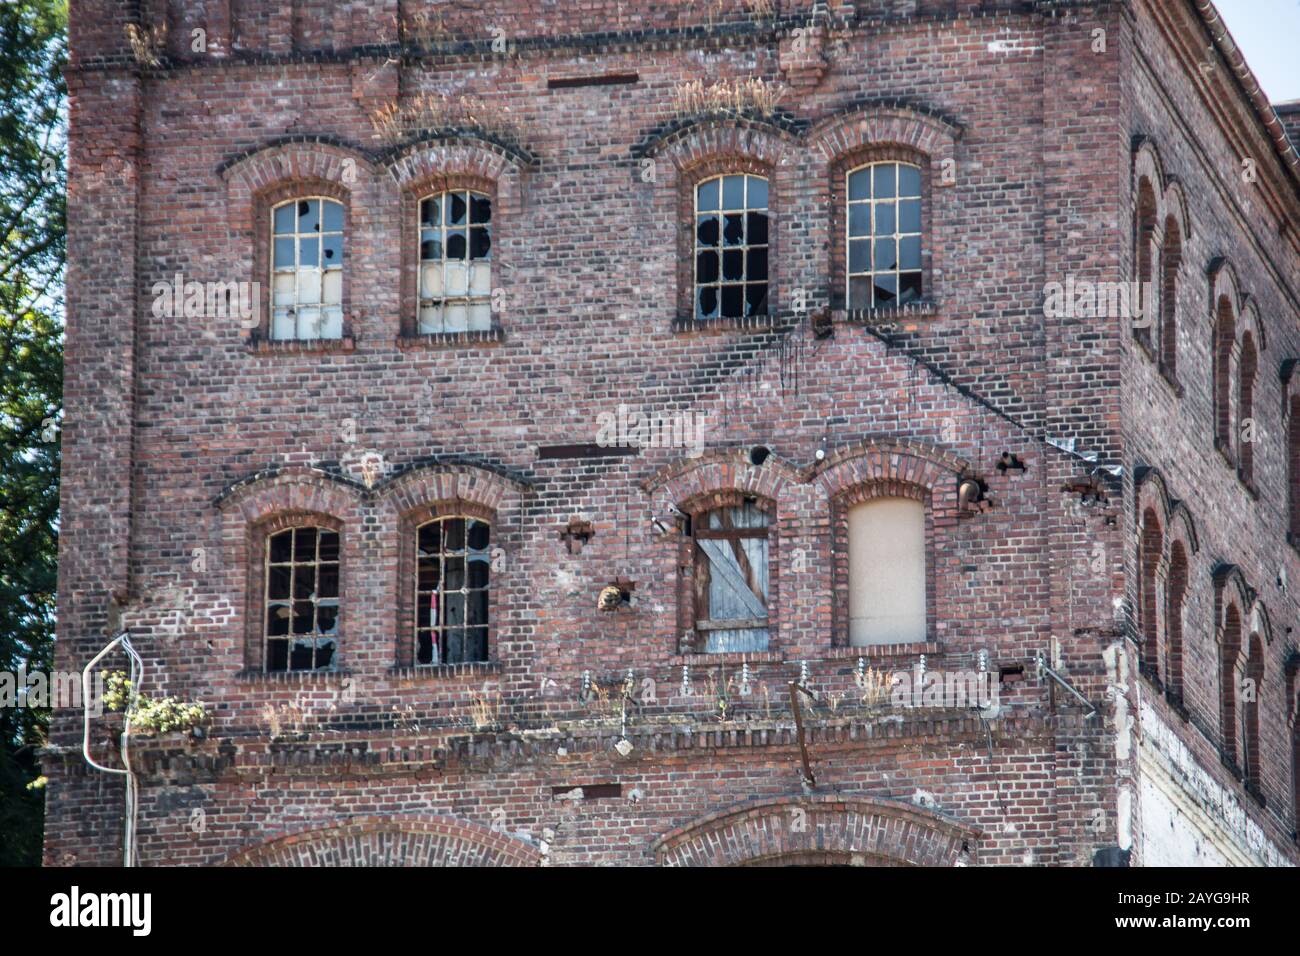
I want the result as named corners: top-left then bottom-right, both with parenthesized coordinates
top-left (42, 0), bottom-right (1300, 866)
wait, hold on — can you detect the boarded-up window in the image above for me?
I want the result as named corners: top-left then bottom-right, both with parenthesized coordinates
top-left (848, 497), bottom-right (925, 645)
top-left (693, 501), bottom-right (769, 653)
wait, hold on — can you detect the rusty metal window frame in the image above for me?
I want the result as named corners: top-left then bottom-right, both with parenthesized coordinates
top-left (693, 173), bottom-right (769, 320)
top-left (417, 190), bottom-right (493, 333)
top-left (270, 196), bottom-right (345, 340)
top-left (264, 526), bottom-right (340, 672)
top-left (414, 515), bottom-right (491, 666)
top-left (846, 161), bottom-right (922, 310)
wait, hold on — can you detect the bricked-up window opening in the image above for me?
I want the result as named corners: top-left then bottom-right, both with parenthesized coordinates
top-left (847, 162), bottom-right (922, 310)
top-left (1214, 296), bottom-right (1235, 455)
top-left (1220, 604), bottom-right (1243, 768)
top-left (271, 198), bottom-right (344, 340)
top-left (419, 191), bottom-right (492, 333)
top-left (695, 174), bottom-right (768, 320)
top-left (265, 527), bottom-right (340, 671)
top-left (415, 517), bottom-right (490, 665)
top-left (1160, 215), bottom-right (1182, 376)
top-left (1165, 541), bottom-right (1188, 702)
top-left (847, 497), bottom-right (926, 645)
top-left (1138, 508), bottom-right (1163, 679)
top-left (1242, 634), bottom-right (1264, 794)
top-left (693, 501), bottom-right (769, 652)
top-left (1134, 178), bottom-right (1158, 349)
top-left (1238, 333), bottom-right (1258, 487)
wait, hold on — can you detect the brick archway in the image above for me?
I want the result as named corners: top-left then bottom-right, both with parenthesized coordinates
top-left (653, 795), bottom-right (980, 867)
top-left (220, 815), bottom-right (542, 867)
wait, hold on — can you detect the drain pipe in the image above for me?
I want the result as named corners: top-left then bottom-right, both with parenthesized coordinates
top-left (82, 631), bottom-right (143, 867)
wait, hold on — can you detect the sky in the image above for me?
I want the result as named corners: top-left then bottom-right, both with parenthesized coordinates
top-left (1214, 0), bottom-right (1300, 103)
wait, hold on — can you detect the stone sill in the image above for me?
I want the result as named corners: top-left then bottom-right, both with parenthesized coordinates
top-left (396, 328), bottom-right (504, 349)
top-left (247, 335), bottom-right (356, 355)
top-left (835, 300), bottom-right (940, 325)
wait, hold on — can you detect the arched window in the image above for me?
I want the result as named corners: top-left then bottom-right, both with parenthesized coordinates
top-left (271, 197), bottom-right (344, 340)
top-left (1139, 507), bottom-right (1163, 679)
top-left (1159, 214), bottom-right (1181, 375)
top-left (846, 162), bottom-right (922, 310)
top-left (1214, 295), bottom-right (1236, 455)
top-left (1134, 178), bottom-right (1158, 348)
top-left (415, 516), bottom-right (491, 665)
top-left (1238, 333), bottom-right (1258, 487)
top-left (418, 190), bottom-right (492, 333)
top-left (1221, 604), bottom-right (1243, 767)
top-left (694, 174), bottom-right (768, 319)
top-left (1242, 635), bottom-right (1264, 794)
top-left (691, 500), bottom-right (770, 652)
top-left (847, 496), bottom-right (926, 645)
top-left (264, 525), bottom-right (340, 671)
top-left (1165, 540), bottom-right (1188, 703)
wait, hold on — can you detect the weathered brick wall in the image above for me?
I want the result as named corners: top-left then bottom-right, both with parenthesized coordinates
top-left (44, 0), bottom-right (1297, 866)
top-left (1119, 0), bottom-right (1300, 863)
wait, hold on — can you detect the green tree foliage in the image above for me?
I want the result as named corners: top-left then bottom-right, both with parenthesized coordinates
top-left (0, 0), bottom-right (67, 867)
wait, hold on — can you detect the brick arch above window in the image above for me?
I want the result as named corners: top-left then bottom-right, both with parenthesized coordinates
top-left (1131, 136), bottom-right (1168, 203)
top-left (372, 461), bottom-right (531, 517)
top-left (807, 103), bottom-right (962, 168)
top-left (808, 439), bottom-right (966, 504)
top-left (220, 814), bottom-right (542, 867)
top-left (638, 122), bottom-right (795, 327)
top-left (220, 138), bottom-right (375, 233)
top-left (641, 447), bottom-right (800, 508)
top-left (653, 794), bottom-right (981, 867)
top-left (810, 107), bottom-right (958, 315)
top-left (215, 466), bottom-right (365, 525)
top-left (215, 469), bottom-right (363, 674)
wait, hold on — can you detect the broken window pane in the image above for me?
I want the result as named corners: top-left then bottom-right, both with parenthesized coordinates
top-left (417, 191), bottom-right (494, 328)
top-left (695, 174), bottom-right (769, 320)
top-left (269, 198), bottom-right (345, 340)
top-left (845, 162), bottom-right (923, 309)
top-left (265, 526), bottom-right (341, 673)
top-left (413, 516), bottom-right (491, 666)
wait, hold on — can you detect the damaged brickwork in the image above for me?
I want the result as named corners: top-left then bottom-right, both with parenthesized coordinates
top-left (44, 0), bottom-right (1300, 866)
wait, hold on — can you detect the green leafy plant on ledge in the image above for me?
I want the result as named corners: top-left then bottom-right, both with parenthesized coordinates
top-left (103, 671), bottom-right (207, 737)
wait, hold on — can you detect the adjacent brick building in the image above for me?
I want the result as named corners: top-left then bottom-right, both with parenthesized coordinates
top-left (42, 0), bottom-right (1300, 866)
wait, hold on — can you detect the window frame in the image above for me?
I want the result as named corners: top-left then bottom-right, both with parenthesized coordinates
top-left (396, 500), bottom-right (498, 668)
top-left (267, 195), bottom-right (347, 342)
top-left (844, 160), bottom-right (924, 312)
top-left (415, 188), bottom-right (494, 335)
top-left (831, 483), bottom-right (934, 648)
top-left (677, 492), bottom-right (778, 654)
top-left (411, 514), bottom-right (492, 667)
top-left (246, 512), bottom-right (345, 674)
top-left (691, 172), bottom-right (770, 322)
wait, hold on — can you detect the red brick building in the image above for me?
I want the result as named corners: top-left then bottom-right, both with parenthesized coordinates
top-left (43, 0), bottom-right (1300, 866)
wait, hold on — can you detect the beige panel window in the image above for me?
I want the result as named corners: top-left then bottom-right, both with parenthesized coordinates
top-left (419, 190), bottom-right (492, 333)
top-left (271, 198), bottom-right (344, 340)
top-left (848, 497), bottom-right (925, 645)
